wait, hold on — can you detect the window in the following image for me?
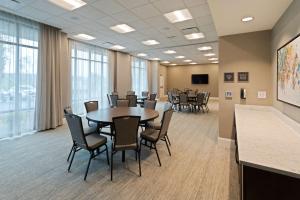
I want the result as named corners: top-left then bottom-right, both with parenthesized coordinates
top-left (131, 57), bottom-right (148, 96)
top-left (0, 11), bottom-right (39, 139)
top-left (70, 41), bottom-right (110, 115)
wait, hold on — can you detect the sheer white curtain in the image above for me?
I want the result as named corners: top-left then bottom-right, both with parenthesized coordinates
top-left (0, 11), bottom-right (39, 139)
top-left (70, 40), bottom-right (110, 115)
top-left (131, 57), bottom-right (148, 96)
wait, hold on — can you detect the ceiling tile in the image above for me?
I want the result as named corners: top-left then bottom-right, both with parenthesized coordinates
top-left (131, 4), bottom-right (160, 19)
top-left (183, 0), bottom-right (206, 7)
top-left (195, 15), bottom-right (214, 26)
top-left (117, 0), bottom-right (148, 9)
top-left (97, 16), bottom-right (120, 27)
top-left (189, 3), bottom-right (211, 18)
top-left (73, 5), bottom-right (107, 20)
top-left (152, 0), bottom-right (186, 13)
top-left (30, 0), bottom-right (67, 16)
top-left (91, 0), bottom-right (125, 15)
top-left (18, 6), bottom-right (52, 21)
top-left (111, 10), bottom-right (139, 23)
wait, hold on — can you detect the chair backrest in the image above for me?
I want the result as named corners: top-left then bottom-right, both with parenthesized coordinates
top-left (110, 95), bottom-right (118, 107)
top-left (84, 101), bottom-right (98, 113)
top-left (167, 91), bottom-right (173, 103)
top-left (126, 95), bottom-right (137, 107)
top-left (107, 94), bottom-right (111, 107)
top-left (117, 99), bottom-right (129, 107)
top-left (149, 93), bottom-right (157, 100)
top-left (163, 102), bottom-right (172, 111)
top-left (65, 114), bottom-right (88, 150)
top-left (111, 91), bottom-right (118, 95)
top-left (141, 91), bottom-right (149, 97)
top-left (64, 106), bottom-right (73, 114)
top-left (144, 100), bottom-right (157, 110)
top-left (127, 91), bottom-right (135, 95)
top-left (205, 92), bottom-right (210, 104)
top-left (158, 109), bottom-right (173, 139)
top-left (112, 116), bottom-right (140, 149)
top-left (197, 93), bottom-right (205, 104)
top-left (179, 93), bottom-right (188, 103)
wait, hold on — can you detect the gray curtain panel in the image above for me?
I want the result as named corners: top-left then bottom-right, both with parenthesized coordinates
top-left (35, 24), bottom-right (64, 131)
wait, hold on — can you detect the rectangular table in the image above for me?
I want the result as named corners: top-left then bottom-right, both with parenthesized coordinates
top-left (234, 104), bottom-right (300, 200)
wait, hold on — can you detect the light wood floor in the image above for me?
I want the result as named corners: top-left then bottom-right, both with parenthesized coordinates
top-left (0, 100), bottom-right (239, 200)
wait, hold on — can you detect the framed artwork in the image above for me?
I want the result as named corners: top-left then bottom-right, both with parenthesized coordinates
top-left (224, 72), bottom-right (234, 82)
top-left (238, 72), bottom-right (249, 82)
top-left (277, 33), bottom-right (300, 108)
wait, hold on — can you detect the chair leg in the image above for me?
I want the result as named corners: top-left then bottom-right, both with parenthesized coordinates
top-left (105, 144), bottom-right (110, 165)
top-left (135, 150), bottom-right (138, 161)
top-left (84, 152), bottom-right (93, 181)
top-left (67, 146), bottom-right (76, 172)
top-left (164, 137), bottom-right (171, 156)
top-left (166, 135), bottom-right (171, 146)
top-left (154, 144), bottom-right (161, 167)
top-left (67, 144), bottom-right (74, 162)
top-left (110, 150), bottom-right (114, 181)
top-left (138, 149), bottom-right (141, 176)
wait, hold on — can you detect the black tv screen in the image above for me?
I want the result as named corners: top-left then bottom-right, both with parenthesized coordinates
top-left (191, 74), bottom-right (209, 84)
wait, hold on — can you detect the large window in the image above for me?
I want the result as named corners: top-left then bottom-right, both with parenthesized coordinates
top-left (0, 12), bottom-right (39, 139)
top-left (131, 57), bottom-right (148, 96)
top-left (71, 41), bottom-right (110, 115)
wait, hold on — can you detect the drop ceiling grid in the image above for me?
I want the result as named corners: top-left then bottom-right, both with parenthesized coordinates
top-left (0, 0), bottom-right (218, 65)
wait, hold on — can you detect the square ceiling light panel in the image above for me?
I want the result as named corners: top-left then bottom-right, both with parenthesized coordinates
top-left (184, 32), bottom-right (204, 40)
top-left (48, 0), bottom-right (86, 11)
top-left (164, 9), bottom-right (193, 23)
top-left (110, 24), bottom-right (135, 33)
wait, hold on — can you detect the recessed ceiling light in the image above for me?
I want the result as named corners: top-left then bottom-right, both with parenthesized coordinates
top-left (164, 9), bottom-right (193, 23)
top-left (175, 55), bottom-right (185, 59)
top-left (151, 58), bottom-right (160, 61)
top-left (142, 40), bottom-right (160, 46)
top-left (137, 53), bottom-right (147, 57)
top-left (184, 32), bottom-right (205, 40)
top-left (198, 46), bottom-right (212, 51)
top-left (183, 59), bottom-right (192, 62)
top-left (242, 16), bottom-right (254, 22)
top-left (190, 62), bottom-right (197, 65)
top-left (74, 33), bottom-right (95, 40)
top-left (111, 45), bottom-right (126, 50)
top-left (211, 61), bottom-right (219, 64)
top-left (208, 57), bottom-right (218, 61)
top-left (164, 50), bottom-right (176, 54)
top-left (170, 63), bottom-right (177, 66)
top-left (48, 0), bottom-right (86, 11)
top-left (110, 24), bottom-right (135, 33)
top-left (204, 53), bottom-right (215, 57)
top-left (161, 61), bottom-right (170, 64)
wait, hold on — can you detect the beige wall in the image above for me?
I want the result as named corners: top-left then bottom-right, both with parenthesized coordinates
top-left (271, 0), bottom-right (300, 123)
top-left (167, 64), bottom-right (219, 97)
top-left (219, 31), bottom-right (272, 139)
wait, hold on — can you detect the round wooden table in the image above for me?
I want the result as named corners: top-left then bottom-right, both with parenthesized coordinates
top-left (86, 107), bottom-right (159, 124)
top-left (86, 107), bottom-right (159, 162)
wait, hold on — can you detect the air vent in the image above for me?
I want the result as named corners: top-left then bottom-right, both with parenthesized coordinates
top-left (167, 36), bottom-right (176, 39)
top-left (181, 27), bottom-right (200, 35)
top-left (11, 0), bottom-right (20, 3)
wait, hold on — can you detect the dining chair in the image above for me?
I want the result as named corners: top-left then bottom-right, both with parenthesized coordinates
top-left (117, 99), bottom-right (129, 107)
top-left (167, 91), bottom-right (179, 110)
top-left (65, 113), bottom-right (109, 180)
top-left (107, 94), bottom-right (111, 107)
top-left (194, 92), bottom-right (206, 112)
top-left (149, 93), bottom-right (157, 101)
top-left (203, 92), bottom-right (210, 112)
top-left (84, 101), bottom-right (99, 127)
top-left (146, 103), bottom-right (172, 146)
top-left (110, 94), bottom-right (118, 107)
top-left (143, 100), bottom-right (157, 110)
top-left (126, 95), bottom-right (137, 107)
top-left (140, 108), bottom-right (173, 166)
top-left (179, 93), bottom-right (189, 111)
top-left (127, 91), bottom-right (135, 95)
top-left (141, 91), bottom-right (149, 97)
top-left (64, 106), bottom-right (100, 162)
top-left (111, 116), bottom-right (141, 180)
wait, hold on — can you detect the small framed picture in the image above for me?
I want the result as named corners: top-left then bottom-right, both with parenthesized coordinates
top-left (238, 72), bottom-right (249, 82)
top-left (224, 72), bottom-right (234, 82)
top-left (225, 91), bottom-right (233, 99)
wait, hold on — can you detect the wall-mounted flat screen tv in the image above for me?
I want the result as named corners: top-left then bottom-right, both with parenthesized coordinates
top-left (191, 74), bottom-right (209, 84)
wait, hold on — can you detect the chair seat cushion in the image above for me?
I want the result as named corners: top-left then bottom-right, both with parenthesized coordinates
top-left (147, 121), bottom-right (161, 130)
top-left (140, 128), bottom-right (160, 142)
top-left (86, 133), bottom-right (107, 149)
top-left (115, 143), bottom-right (137, 151)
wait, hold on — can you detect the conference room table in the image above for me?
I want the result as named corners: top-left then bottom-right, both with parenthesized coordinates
top-left (86, 107), bottom-right (159, 162)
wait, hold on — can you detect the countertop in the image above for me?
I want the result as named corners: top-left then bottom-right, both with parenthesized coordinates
top-left (235, 104), bottom-right (300, 178)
